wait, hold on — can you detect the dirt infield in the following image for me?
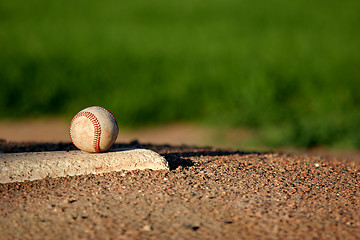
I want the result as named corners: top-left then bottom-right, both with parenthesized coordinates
top-left (0, 141), bottom-right (359, 239)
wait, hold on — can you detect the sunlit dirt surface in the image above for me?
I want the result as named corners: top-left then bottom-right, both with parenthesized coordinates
top-left (0, 141), bottom-right (359, 240)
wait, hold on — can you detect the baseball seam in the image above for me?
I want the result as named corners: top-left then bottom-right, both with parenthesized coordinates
top-left (70, 111), bottom-right (101, 153)
top-left (94, 106), bottom-right (118, 127)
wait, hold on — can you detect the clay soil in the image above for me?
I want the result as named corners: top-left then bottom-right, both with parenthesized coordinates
top-left (0, 140), bottom-right (360, 240)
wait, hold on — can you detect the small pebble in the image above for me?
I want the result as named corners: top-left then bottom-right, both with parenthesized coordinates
top-left (142, 225), bottom-right (153, 231)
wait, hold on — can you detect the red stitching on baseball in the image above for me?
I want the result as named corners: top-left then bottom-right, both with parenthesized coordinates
top-left (70, 111), bottom-right (101, 153)
top-left (94, 106), bottom-right (118, 127)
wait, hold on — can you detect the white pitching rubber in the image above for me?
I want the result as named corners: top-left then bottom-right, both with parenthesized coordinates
top-left (0, 149), bottom-right (169, 184)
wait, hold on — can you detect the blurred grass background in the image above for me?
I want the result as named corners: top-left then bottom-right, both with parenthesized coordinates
top-left (0, 0), bottom-right (360, 149)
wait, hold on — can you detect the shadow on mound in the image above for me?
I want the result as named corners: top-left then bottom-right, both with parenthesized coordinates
top-left (161, 153), bottom-right (195, 170)
top-left (161, 150), bottom-right (266, 170)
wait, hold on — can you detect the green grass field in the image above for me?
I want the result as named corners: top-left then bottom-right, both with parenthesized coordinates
top-left (1, 0), bottom-right (360, 148)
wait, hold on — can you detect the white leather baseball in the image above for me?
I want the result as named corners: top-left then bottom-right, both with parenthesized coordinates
top-left (70, 106), bottom-right (119, 153)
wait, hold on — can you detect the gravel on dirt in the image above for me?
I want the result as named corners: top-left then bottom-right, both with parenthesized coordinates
top-left (0, 141), bottom-right (359, 239)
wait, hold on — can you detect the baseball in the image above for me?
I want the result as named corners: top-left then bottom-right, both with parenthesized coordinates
top-left (70, 106), bottom-right (119, 153)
